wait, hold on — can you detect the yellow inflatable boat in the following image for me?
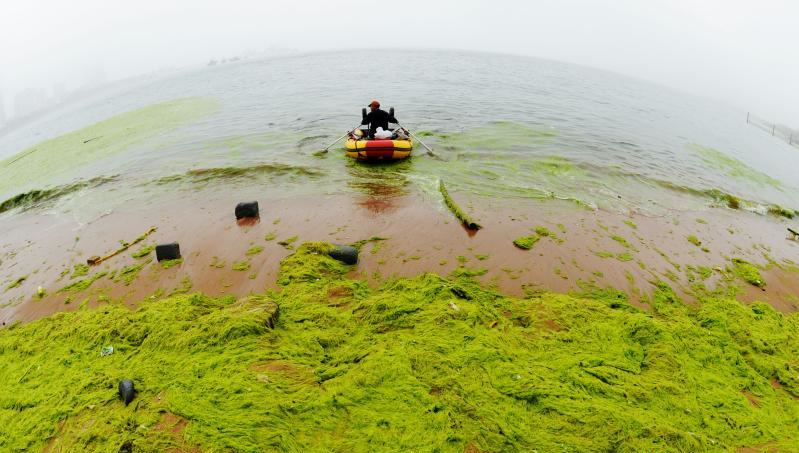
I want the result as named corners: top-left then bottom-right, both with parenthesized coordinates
top-left (345, 136), bottom-right (413, 160)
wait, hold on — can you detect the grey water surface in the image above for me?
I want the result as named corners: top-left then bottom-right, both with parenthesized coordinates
top-left (1, 50), bottom-right (796, 220)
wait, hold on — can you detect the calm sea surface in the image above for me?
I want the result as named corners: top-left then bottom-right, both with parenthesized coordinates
top-left (1, 50), bottom-right (797, 220)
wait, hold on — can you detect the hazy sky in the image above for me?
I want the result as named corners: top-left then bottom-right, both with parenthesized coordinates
top-left (1, 0), bottom-right (797, 125)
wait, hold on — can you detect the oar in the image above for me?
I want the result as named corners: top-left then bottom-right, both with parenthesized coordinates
top-left (395, 123), bottom-right (437, 158)
top-left (318, 124), bottom-right (361, 154)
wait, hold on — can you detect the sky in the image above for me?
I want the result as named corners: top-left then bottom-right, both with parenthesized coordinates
top-left (1, 0), bottom-right (797, 126)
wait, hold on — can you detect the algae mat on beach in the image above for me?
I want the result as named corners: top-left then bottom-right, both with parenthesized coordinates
top-left (1, 243), bottom-right (798, 452)
top-left (0, 97), bottom-right (218, 195)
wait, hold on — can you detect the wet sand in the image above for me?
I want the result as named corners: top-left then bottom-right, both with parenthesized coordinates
top-left (2, 188), bottom-right (799, 325)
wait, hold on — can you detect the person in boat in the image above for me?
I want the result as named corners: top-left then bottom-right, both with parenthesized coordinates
top-left (361, 100), bottom-right (398, 139)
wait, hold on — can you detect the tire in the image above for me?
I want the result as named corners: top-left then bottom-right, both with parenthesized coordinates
top-left (235, 201), bottom-right (259, 219)
top-left (155, 242), bottom-right (181, 261)
top-left (119, 380), bottom-right (135, 405)
top-left (328, 244), bottom-right (359, 265)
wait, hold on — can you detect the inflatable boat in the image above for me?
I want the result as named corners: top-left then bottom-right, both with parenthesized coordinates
top-left (345, 106), bottom-right (413, 160)
top-left (345, 135), bottom-right (413, 160)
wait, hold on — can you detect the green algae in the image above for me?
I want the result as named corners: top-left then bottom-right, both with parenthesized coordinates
top-left (58, 272), bottom-right (107, 293)
top-left (113, 260), bottom-right (150, 285)
top-left (350, 236), bottom-right (388, 251)
top-left (5, 275), bottom-right (27, 291)
top-left (439, 180), bottom-right (481, 230)
top-left (610, 234), bottom-right (635, 250)
top-left (71, 263), bottom-right (90, 279)
top-left (616, 252), bottom-right (634, 262)
top-left (245, 245), bottom-right (264, 256)
top-left (3, 243), bottom-right (799, 452)
top-left (690, 144), bottom-right (784, 188)
top-left (263, 231), bottom-right (277, 241)
top-left (232, 261), bottom-right (251, 271)
top-left (131, 245), bottom-right (154, 259)
top-left (768, 205), bottom-right (796, 219)
top-left (534, 226), bottom-right (563, 243)
top-left (209, 256), bottom-right (226, 269)
top-left (623, 219), bottom-right (637, 229)
top-left (277, 236), bottom-right (298, 249)
top-left (687, 235), bottom-right (702, 247)
top-left (723, 193), bottom-right (741, 209)
top-left (420, 121), bottom-right (557, 152)
top-left (451, 266), bottom-right (488, 278)
top-left (687, 265), bottom-right (714, 283)
top-left (0, 177), bottom-right (115, 214)
top-left (160, 258), bottom-right (183, 270)
top-left (155, 163), bottom-right (325, 186)
top-left (513, 235), bottom-right (539, 250)
top-left (0, 98), bottom-right (218, 195)
top-left (594, 250), bottom-right (633, 262)
top-left (731, 258), bottom-right (765, 288)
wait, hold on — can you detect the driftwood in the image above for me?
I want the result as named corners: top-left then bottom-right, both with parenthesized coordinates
top-left (439, 180), bottom-right (481, 230)
top-left (87, 227), bottom-right (157, 266)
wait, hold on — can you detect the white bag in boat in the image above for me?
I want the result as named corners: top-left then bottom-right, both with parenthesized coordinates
top-left (374, 127), bottom-right (393, 139)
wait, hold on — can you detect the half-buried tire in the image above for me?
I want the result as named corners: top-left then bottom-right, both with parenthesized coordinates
top-left (155, 243), bottom-right (181, 261)
top-left (119, 379), bottom-right (135, 405)
top-left (235, 201), bottom-right (259, 219)
top-left (329, 244), bottom-right (358, 265)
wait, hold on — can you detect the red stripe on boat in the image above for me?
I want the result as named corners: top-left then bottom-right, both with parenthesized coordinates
top-left (363, 140), bottom-right (396, 149)
top-left (360, 149), bottom-right (395, 158)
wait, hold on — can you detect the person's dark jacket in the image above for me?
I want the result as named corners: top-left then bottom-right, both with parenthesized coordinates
top-left (361, 108), bottom-right (398, 138)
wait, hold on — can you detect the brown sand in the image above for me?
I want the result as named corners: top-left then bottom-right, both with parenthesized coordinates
top-left (2, 189), bottom-right (799, 326)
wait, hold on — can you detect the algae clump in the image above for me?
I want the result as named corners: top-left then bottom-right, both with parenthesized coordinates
top-left (731, 258), bottom-right (765, 288)
top-left (160, 258), bottom-right (183, 269)
top-left (0, 177), bottom-right (115, 214)
top-left (131, 244), bottom-right (155, 259)
top-left (246, 245), bottom-right (264, 256)
top-left (513, 235), bottom-right (539, 250)
top-left (58, 272), bottom-right (107, 293)
top-left (1, 243), bottom-right (799, 452)
top-left (232, 261), bottom-right (251, 271)
top-left (71, 263), bottom-right (90, 279)
top-left (5, 275), bottom-right (27, 290)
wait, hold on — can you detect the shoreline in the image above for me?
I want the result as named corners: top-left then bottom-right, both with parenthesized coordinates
top-left (2, 189), bottom-right (799, 326)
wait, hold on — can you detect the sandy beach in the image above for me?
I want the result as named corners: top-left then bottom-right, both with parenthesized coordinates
top-left (3, 188), bottom-right (798, 326)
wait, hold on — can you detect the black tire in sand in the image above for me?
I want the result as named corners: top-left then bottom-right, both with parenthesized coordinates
top-left (155, 242), bottom-right (181, 261)
top-left (235, 201), bottom-right (259, 219)
top-left (329, 245), bottom-right (359, 265)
